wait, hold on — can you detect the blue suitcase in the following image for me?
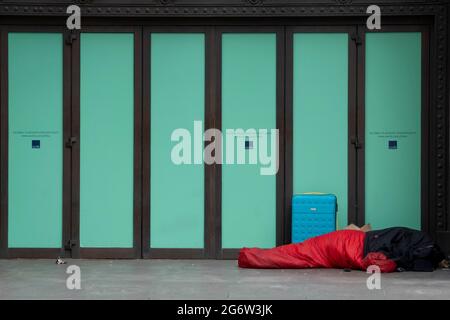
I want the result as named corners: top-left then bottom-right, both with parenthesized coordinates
top-left (292, 193), bottom-right (337, 243)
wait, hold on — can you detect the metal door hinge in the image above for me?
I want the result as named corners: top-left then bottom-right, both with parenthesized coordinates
top-left (65, 30), bottom-right (78, 45)
top-left (65, 137), bottom-right (77, 148)
top-left (350, 136), bottom-right (362, 149)
top-left (351, 33), bottom-right (362, 46)
top-left (65, 240), bottom-right (77, 250)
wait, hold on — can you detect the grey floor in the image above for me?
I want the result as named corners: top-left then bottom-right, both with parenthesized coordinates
top-left (0, 259), bottom-right (449, 299)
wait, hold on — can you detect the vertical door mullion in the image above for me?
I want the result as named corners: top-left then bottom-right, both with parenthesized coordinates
top-left (0, 28), bottom-right (8, 258)
top-left (70, 30), bottom-right (81, 258)
top-left (214, 27), bottom-right (223, 259)
top-left (205, 27), bottom-right (217, 259)
top-left (133, 27), bottom-right (143, 258)
top-left (356, 25), bottom-right (366, 226)
top-left (62, 30), bottom-right (74, 258)
top-left (348, 26), bottom-right (359, 226)
top-left (276, 28), bottom-right (286, 247)
top-left (141, 28), bottom-right (150, 258)
top-left (284, 27), bottom-right (294, 245)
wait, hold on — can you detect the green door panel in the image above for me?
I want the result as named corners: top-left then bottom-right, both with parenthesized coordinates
top-left (365, 32), bottom-right (421, 230)
top-left (80, 33), bottom-right (134, 248)
top-left (8, 33), bottom-right (63, 248)
top-left (221, 33), bottom-right (277, 248)
top-left (293, 33), bottom-right (349, 229)
top-left (150, 33), bottom-right (205, 249)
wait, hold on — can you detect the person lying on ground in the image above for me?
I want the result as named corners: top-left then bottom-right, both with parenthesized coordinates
top-left (238, 226), bottom-right (449, 272)
top-left (345, 223), bottom-right (372, 232)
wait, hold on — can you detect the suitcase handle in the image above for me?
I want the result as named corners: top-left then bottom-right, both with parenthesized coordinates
top-left (301, 192), bottom-right (327, 195)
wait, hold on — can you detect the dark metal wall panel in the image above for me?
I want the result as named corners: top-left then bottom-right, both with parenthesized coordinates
top-left (447, 2), bottom-right (450, 235)
top-left (440, 2), bottom-right (450, 257)
top-left (0, 1), bottom-right (447, 18)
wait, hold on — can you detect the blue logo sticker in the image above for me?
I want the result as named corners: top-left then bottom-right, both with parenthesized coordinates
top-left (388, 140), bottom-right (397, 150)
top-left (32, 140), bottom-right (40, 149)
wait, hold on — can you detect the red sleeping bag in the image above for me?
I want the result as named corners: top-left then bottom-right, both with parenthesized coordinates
top-left (238, 230), bottom-right (397, 273)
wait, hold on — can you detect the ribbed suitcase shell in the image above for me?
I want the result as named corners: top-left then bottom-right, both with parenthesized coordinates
top-left (292, 194), bottom-right (337, 243)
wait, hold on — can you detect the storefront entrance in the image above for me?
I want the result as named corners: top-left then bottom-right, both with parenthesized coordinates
top-left (0, 21), bottom-right (431, 259)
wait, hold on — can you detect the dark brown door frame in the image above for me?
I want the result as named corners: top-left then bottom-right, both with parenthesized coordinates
top-left (355, 24), bottom-right (431, 232)
top-left (142, 26), bottom-right (214, 259)
top-left (215, 26), bottom-right (285, 260)
top-left (0, 26), bottom-right (72, 259)
top-left (70, 26), bottom-right (142, 259)
top-left (284, 26), bottom-right (357, 243)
